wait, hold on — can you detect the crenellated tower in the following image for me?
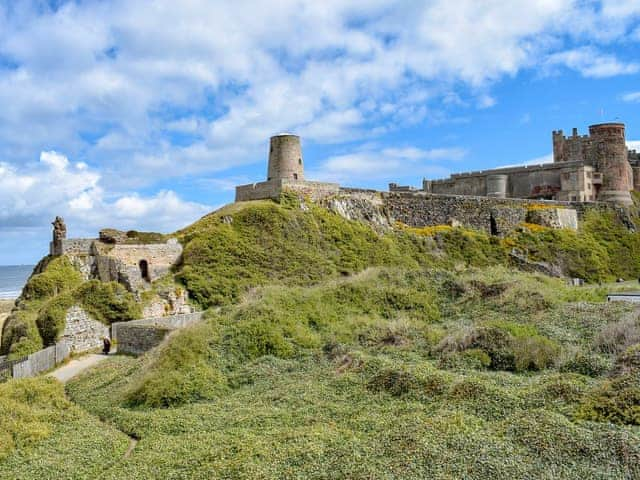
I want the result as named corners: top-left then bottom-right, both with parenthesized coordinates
top-left (589, 123), bottom-right (633, 205)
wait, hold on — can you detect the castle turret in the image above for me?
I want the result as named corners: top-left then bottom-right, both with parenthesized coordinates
top-left (267, 133), bottom-right (304, 182)
top-left (589, 123), bottom-right (633, 206)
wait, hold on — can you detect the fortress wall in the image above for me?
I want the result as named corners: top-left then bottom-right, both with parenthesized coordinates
top-left (236, 179), bottom-right (341, 202)
top-left (236, 181), bottom-right (282, 201)
top-left (281, 180), bottom-right (340, 201)
top-left (112, 312), bottom-right (203, 355)
top-left (431, 176), bottom-right (485, 196)
top-left (429, 163), bottom-right (569, 199)
top-left (60, 305), bottom-right (108, 353)
top-left (50, 238), bottom-right (95, 256)
top-left (382, 193), bottom-right (586, 235)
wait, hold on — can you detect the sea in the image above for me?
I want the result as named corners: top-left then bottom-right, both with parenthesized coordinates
top-left (0, 265), bottom-right (34, 299)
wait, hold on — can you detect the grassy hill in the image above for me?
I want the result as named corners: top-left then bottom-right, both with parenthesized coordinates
top-left (2, 196), bottom-right (640, 478)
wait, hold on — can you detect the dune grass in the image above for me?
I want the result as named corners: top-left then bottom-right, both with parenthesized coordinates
top-left (14, 267), bottom-right (626, 478)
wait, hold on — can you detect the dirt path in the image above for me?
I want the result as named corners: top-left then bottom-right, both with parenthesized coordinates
top-left (48, 352), bottom-right (113, 383)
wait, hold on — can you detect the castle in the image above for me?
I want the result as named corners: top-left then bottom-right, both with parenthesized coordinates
top-left (392, 123), bottom-right (638, 206)
top-left (237, 123), bottom-right (638, 207)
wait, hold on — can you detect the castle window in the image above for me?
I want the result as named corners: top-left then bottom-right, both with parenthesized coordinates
top-left (298, 158), bottom-right (302, 165)
top-left (139, 260), bottom-right (150, 282)
top-left (293, 173), bottom-right (298, 180)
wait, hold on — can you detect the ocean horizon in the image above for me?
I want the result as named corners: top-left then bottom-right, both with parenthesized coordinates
top-left (0, 265), bottom-right (34, 299)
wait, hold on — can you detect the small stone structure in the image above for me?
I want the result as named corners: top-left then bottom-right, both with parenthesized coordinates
top-left (48, 223), bottom-right (183, 294)
top-left (60, 306), bottom-right (109, 353)
top-left (112, 312), bottom-right (203, 356)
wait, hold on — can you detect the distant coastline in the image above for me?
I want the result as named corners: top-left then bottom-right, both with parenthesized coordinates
top-left (0, 265), bottom-right (34, 300)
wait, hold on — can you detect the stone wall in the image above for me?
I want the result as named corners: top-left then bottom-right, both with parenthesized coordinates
top-left (381, 193), bottom-right (587, 235)
top-left (112, 312), bottom-right (203, 356)
top-left (94, 239), bottom-right (182, 291)
top-left (236, 178), bottom-right (340, 202)
top-left (60, 305), bottom-right (109, 353)
top-left (50, 238), bottom-right (95, 256)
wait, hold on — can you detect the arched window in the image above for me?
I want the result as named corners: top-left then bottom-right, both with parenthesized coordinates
top-left (139, 260), bottom-right (150, 282)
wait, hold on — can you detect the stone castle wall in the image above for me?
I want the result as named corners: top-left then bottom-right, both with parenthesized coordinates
top-left (112, 312), bottom-right (203, 355)
top-left (94, 240), bottom-right (182, 291)
top-left (236, 178), bottom-right (340, 202)
top-left (384, 193), bottom-right (580, 235)
top-left (60, 305), bottom-right (109, 353)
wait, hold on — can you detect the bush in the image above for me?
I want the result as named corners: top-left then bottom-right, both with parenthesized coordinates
top-left (20, 257), bottom-right (82, 301)
top-left (437, 323), bottom-right (560, 372)
top-left (593, 317), bottom-right (640, 355)
top-left (559, 351), bottom-right (612, 377)
top-left (74, 281), bottom-right (141, 325)
top-left (0, 378), bottom-right (68, 460)
top-left (611, 344), bottom-right (640, 376)
top-left (577, 374), bottom-right (640, 425)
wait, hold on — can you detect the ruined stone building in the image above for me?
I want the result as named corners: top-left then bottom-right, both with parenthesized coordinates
top-left (235, 133), bottom-right (341, 201)
top-left (391, 123), bottom-right (637, 206)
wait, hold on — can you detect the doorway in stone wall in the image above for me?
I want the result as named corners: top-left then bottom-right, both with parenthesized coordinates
top-left (489, 215), bottom-right (498, 236)
top-left (139, 260), bottom-right (150, 282)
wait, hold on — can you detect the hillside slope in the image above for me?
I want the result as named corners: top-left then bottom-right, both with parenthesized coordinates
top-left (2, 197), bottom-right (640, 478)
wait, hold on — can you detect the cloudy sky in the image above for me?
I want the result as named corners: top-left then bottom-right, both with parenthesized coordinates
top-left (1, 0), bottom-right (640, 264)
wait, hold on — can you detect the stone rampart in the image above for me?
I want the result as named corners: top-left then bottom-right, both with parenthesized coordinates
top-left (379, 192), bottom-right (595, 235)
top-left (51, 238), bottom-right (95, 256)
top-left (60, 306), bottom-right (109, 353)
top-left (236, 179), bottom-right (340, 202)
top-left (112, 312), bottom-right (203, 356)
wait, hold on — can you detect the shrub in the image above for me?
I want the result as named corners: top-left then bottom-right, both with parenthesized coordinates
top-left (74, 281), bottom-right (141, 325)
top-left (437, 324), bottom-right (560, 372)
top-left (611, 344), bottom-right (640, 376)
top-left (577, 374), bottom-right (640, 425)
top-left (0, 378), bottom-right (68, 460)
top-left (559, 351), bottom-right (612, 377)
top-left (511, 336), bottom-right (560, 372)
top-left (593, 316), bottom-right (640, 354)
top-left (20, 257), bottom-right (83, 301)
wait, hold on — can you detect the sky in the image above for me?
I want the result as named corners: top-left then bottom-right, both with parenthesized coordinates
top-left (1, 0), bottom-right (640, 265)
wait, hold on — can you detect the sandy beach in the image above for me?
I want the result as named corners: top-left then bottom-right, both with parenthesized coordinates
top-left (0, 299), bottom-right (13, 337)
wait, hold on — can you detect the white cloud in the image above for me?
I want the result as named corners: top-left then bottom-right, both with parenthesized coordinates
top-left (313, 145), bottom-right (465, 183)
top-left (0, 151), bottom-right (210, 236)
top-left (0, 0), bottom-right (637, 191)
top-left (622, 91), bottom-right (640, 102)
top-left (628, 140), bottom-right (640, 151)
top-left (545, 47), bottom-right (639, 78)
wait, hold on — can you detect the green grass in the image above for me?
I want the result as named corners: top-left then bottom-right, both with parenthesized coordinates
top-left (1, 267), bottom-right (623, 478)
top-left (4, 199), bottom-right (640, 477)
top-left (1, 258), bottom-right (140, 357)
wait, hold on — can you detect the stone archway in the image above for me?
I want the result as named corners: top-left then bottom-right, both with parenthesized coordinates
top-left (139, 260), bottom-right (150, 282)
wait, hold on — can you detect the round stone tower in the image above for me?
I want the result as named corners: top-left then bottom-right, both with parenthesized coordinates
top-left (589, 123), bottom-right (633, 206)
top-left (267, 133), bottom-right (304, 182)
top-left (486, 174), bottom-right (508, 198)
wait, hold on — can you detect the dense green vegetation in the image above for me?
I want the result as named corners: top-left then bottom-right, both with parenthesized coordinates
top-left (175, 199), bottom-right (434, 307)
top-left (1, 258), bottom-right (140, 358)
top-left (2, 198), bottom-right (640, 478)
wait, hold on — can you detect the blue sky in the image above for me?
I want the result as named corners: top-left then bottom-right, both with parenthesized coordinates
top-left (1, 0), bottom-right (640, 265)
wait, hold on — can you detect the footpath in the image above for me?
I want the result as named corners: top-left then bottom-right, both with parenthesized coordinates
top-left (48, 351), bottom-right (114, 383)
